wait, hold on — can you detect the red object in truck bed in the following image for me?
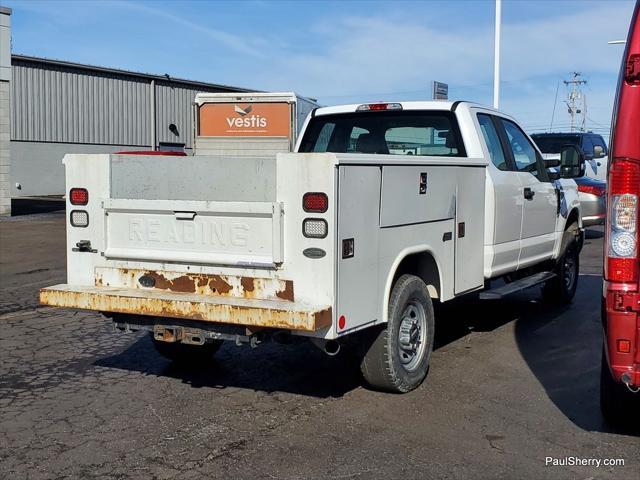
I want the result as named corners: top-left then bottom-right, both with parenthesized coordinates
top-left (114, 150), bottom-right (187, 156)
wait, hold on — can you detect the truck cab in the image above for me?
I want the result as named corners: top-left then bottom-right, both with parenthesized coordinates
top-left (532, 132), bottom-right (609, 182)
top-left (41, 100), bottom-right (584, 393)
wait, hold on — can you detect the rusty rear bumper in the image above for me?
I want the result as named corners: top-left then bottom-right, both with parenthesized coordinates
top-left (40, 284), bottom-right (332, 332)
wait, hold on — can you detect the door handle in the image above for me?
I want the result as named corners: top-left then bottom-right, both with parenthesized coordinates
top-left (523, 187), bottom-right (535, 200)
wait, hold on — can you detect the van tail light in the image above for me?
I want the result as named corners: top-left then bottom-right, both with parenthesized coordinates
top-left (70, 188), bottom-right (88, 205)
top-left (605, 158), bottom-right (640, 283)
top-left (577, 184), bottom-right (605, 197)
top-left (303, 192), bottom-right (328, 213)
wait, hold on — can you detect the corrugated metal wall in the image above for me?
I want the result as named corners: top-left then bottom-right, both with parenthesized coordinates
top-left (156, 82), bottom-right (194, 148)
top-left (155, 82), bottom-right (230, 149)
top-left (10, 58), bottom-right (243, 149)
top-left (11, 60), bottom-right (151, 146)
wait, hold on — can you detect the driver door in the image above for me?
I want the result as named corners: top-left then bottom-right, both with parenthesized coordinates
top-left (498, 118), bottom-right (558, 267)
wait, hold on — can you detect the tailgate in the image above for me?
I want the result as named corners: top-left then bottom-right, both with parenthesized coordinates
top-left (103, 199), bottom-right (283, 268)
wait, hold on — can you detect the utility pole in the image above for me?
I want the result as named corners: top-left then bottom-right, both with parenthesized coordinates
top-left (493, 0), bottom-right (501, 109)
top-left (563, 72), bottom-right (587, 132)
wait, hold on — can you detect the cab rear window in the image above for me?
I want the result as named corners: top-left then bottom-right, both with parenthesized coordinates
top-left (299, 111), bottom-right (465, 157)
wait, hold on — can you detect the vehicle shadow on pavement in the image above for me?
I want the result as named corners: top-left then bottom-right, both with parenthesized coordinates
top-left (433, 275), bottom-right (638, 436)
top-left (512, 275), bottom-right (639, 436)
top-left (95, 335), bottom-right (362, 399)
top-left (585, 228), bottom-right (604, 240)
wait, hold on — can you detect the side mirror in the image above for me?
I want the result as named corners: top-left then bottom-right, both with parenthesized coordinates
top-left (544, 159), bottom-right (560, 168)
top-left (593, 145), bottom-right (606, 159)
top-left (560, 144), bottom-right (586, 179)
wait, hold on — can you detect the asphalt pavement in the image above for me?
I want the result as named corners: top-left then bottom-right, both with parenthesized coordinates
top-left (0, 215), bottom-right (638, 480)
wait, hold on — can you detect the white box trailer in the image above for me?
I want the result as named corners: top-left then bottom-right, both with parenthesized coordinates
top-left (193, 92), bottom-right (319, 156)
top-left (41, 101), bottom-right (585, 393)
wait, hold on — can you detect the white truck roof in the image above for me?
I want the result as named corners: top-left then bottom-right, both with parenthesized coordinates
top-left (313, 100), bottom-right (514, 120)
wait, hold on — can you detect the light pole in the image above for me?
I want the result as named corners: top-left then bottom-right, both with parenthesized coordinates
top-left (493, 0), bottom-right (501, 109)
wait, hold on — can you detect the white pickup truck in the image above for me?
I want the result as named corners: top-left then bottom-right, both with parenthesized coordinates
top-left (41, 101), bottom-right (586, 393)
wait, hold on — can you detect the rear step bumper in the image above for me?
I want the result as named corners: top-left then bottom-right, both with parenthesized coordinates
top-left (40, 284), bottom-right (332, 332)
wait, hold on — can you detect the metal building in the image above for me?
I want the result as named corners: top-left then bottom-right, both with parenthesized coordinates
top-left (5, 52), bottom-right (251, 212)
top-left (0, 7), bottom-right (11, 216)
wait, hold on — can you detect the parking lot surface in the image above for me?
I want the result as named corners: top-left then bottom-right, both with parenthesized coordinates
top-left (1, 213), bottom-right (638, 480)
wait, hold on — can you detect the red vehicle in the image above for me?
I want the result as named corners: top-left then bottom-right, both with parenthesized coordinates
top-left (601, 0), bottom-right (640, 422)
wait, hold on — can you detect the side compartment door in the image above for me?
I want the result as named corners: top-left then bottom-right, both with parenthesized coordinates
top-left (497, 118), bottom-right (557, 266)
top-left (476, 113), bottom-right (522, 276)
top-left (336, 166), bottom-right (381, 334)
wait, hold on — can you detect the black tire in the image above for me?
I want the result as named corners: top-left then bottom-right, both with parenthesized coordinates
top-left (543, 228), bottom-right (579, 304)
top-left (360, 274), bottom-right (435, 393)
top-left (600, 348), bottom-right (637, 424)
top-left (151, 334), bottom-right (223, 365)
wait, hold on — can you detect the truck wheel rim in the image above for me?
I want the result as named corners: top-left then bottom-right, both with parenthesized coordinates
top-left (398, 300), bottom-right (427, 372)
top-left (563, 247), bottom-right (577, 291)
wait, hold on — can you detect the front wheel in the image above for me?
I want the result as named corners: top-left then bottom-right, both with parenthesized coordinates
top-left (360, 274), bottom-right (435, 393)
top-left (543, 238), bottom-right (579, 304)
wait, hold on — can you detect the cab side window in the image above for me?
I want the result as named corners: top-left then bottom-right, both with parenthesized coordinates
top-left (499, 119), bottom-right (539, 175)
top-left (592, 135), bottom-right (608, 156)
top-left (477, 114), bottom-right (508, 171)
top-left (581, 135), bottom-right (595, 159)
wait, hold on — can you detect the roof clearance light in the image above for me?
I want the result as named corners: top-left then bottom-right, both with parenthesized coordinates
top-left (356, 103), bottom-right (403, 112)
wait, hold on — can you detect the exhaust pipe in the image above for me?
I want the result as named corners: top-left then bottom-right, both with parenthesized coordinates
top-left (310, 338), bottom-right (341, 356)
top-left (324, 340), bottom-right (341, 356)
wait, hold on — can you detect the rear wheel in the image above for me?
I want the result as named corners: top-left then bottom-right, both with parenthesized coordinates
top-left (151, 334), bottom-right (223, 365)
top-left (360, 274), bottom-right (434, 393)
top-left (600, 348), bottom-right (638, 424)
top-left (543, 231), bottom-right (579, 304)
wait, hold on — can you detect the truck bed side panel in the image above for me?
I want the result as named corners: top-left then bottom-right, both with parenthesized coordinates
top-left (334, 155), bottom-right (482, 332)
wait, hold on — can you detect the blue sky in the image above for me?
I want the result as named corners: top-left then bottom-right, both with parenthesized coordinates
top-left (3, 0), bottom-right (635, 139)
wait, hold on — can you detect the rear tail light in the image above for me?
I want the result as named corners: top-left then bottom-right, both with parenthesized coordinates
top-left (577, 184), bottom-right (605, 197)
top-left (70, 188), bottom-right (88, 205)
top-left (617, 339), bottom-right (631, 353)
top-left (356, 103), bottom-right (403, 112)
top-left (302, 218), bottom-right (327, 238)
top-left (70, 210), bottom-right (89, 228)
top-left (605, 159), bottom-right (640, 282)
top-left (611, 194), bottom-right (637, 232)
top-left (303, 192), bottom-right (328, 213)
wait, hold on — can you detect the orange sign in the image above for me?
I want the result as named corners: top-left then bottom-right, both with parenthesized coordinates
top-left (198, 102), bottom-right (292, 137)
